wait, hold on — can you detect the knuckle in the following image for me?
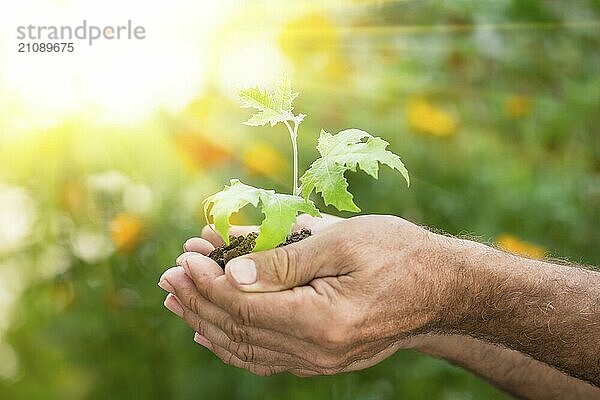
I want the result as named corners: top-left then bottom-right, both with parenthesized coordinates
top-left (220, 315), bottom-right (247, 343)
top-left (271, 246), bottom-right (299, 286)
top-left (231, 342), bottom-right (255, 363)
top-left (202, 280), bottom-right (217, 304)
top-left (183, 310), bottom-right (202, 333)
top-left (195, 318), bottom-right (207, 336)
top-left (223, 352), bottom-right (235, 367)
top-left (188, 294), bottom-right (202, 315)
top-left (231, 299), bottom-right (254, 325)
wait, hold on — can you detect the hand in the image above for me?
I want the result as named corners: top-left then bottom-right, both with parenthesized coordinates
top-left (159, 214), bottom-right (454, 376)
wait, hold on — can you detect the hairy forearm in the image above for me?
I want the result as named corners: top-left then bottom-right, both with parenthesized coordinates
top-left (415, 334), bottom-right (600, 399)
top-left (434, 236), bottom-right (600, 385)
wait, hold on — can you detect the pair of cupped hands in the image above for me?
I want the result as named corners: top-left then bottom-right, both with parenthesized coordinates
top-left (159, 214), bottom-right (449, 376)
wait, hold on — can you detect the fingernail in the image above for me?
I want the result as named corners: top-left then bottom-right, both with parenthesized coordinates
top-left (194, 332), bottom-right (213, 349)
top-left (158, 278), bottom-right (175, 293)
top-left (164, 294), bottom-right (184, 317)
top-left (227, 258), bottom-right (256, 285)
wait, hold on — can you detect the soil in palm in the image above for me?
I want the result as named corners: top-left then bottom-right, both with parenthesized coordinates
top-left (208, 228), bottom-right (311, 268)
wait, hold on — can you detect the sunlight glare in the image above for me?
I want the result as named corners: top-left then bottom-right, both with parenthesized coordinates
top-left (0, 0), bottom-right (239, 134)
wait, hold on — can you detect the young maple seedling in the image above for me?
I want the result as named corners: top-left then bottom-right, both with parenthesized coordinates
top-left (203, 77), bottom-right (409, 266)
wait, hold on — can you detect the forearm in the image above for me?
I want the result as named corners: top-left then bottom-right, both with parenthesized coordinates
top-left (435, 236), bottom-right (600, 385)
top-left (415, 334), bottom-right (600, 399)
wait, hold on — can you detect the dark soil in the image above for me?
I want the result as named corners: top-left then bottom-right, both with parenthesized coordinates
top-left (208, 228), bottom-right (312, 268)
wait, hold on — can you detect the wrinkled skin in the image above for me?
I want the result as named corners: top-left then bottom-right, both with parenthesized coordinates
top-left (159, 214), bottom-right (600, 398)
top-left (159, 215), bottom-right (449, 376)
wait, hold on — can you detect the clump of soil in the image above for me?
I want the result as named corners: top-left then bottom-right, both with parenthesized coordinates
top-left (209, 228), bottom-right (311, 268)
top-left (280, 228), bottom-right (311, 245)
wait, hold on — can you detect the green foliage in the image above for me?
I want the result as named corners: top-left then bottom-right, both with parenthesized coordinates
top-left (2, 2), bottom-right (600, 399)
top-left (300, 129), bottom-right (410, 212)
top-left (203, 179), bottom-right (263, 244)
top-left (207, 82), bottom-right (409, 249)
top-left (203, 179), bottom-right (320, 250)
top-left (239, 76), bottom-right (305, 127)
top-left (254, 191), bottom-right (320, 251)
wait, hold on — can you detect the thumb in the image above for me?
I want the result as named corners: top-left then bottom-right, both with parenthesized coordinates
top-left (224, 236), bottom-right (337, 292)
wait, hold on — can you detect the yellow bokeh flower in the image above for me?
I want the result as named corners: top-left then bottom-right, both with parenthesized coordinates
top-left (505, 95), bottom-right (533, 118)
top-left (109, 213), bottom-right (145, 252)
top-left (322, 55), bottom-right (352, 81)
top-left (406, 97), bottom-right (458, 137)
top-left (242, 142), bottom-right (287, 179)
top-left (496, 234), bottom-right (546, 259)
top-left (279, 13), bottom-right (339, 61)
top-left (278, 12), bottom-right (351, 81)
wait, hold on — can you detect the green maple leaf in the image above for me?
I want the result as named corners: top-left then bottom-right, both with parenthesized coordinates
top-left (300, 129), bottom-right (410, 212)
top-left (203, 180), bottom-right (320, 250)
top-left (255, 193), bottom-right (320, 251)
top-left (273, 75), bottom-right (297, 113)
top-left (203, 179), bottom-right (264, 244)
top-left (239, 76), bottom-right (303, 127)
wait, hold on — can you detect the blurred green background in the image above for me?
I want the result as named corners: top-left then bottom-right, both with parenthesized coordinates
top-left (0, 0), bottom-right (599, 398)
